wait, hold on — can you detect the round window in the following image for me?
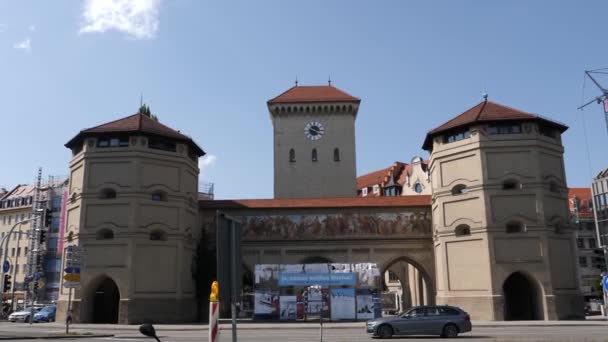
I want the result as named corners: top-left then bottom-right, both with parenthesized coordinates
top-left (414, 183), bottom-right (423, 193)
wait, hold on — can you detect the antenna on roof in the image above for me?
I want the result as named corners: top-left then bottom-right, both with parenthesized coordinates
top-left (482, 91), bottom-right (488, 101)
top-left (295, 76), bottom-right (298, 87)
top-left (140, 92), bottom-right (143, 107)
top-left (328, 76), bottom-right (332, 86)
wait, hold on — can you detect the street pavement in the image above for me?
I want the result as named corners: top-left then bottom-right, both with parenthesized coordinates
top-left (1, 320), bottom-right (608, 341)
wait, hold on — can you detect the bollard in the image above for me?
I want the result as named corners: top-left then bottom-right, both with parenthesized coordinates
top-left (209, 281), bottom-right (220, 342)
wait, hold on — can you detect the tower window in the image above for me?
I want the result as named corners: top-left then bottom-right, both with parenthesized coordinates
top-left (150, 230), bottom-right (167, 241)
top-left (151, 191), bottom-right (168, 201)
top-left (443, 128), bottom-right (471, 144)
top-left (312, 149), bottom-right (318, 162)
top-left (487, 123), bottom-right (522, 135)
top-left (455, 224), bottom-right (471, 236)
top-left (506, 221), bottom-right (524, 233)
top-left (96, 228), bottom-right (114, 240)
top-left (502, 179), bottom-right (520, 190)
top-left (334, 148), bottom-right (340, 161)
top-left (148, 137), bottom-right (177, 152)
top-left (99, 188), bottom-right (117, 199)
top-left (414, 183), bottom-right (423, 194)
top-left (289, 149), bottom-right (296, 162)
top-left (451, 184), bottom-right (467, 195)
top-left (549, 181), bottom-right (559, 193)
top-left (97, 136), bottom-right (129, 148)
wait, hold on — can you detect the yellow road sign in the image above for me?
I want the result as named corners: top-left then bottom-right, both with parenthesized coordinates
top-left (63, 274), bottom-right (80, 282)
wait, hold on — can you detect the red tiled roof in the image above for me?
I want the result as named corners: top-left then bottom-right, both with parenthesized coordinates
top-left (422, 100), bottom-right (568, 150)
top-left (568, 187), bottom-right (594, 218)
top-left (357, 166), bottom-right (394, 190)
top-left (569, 187), bottom-right (591, 202)
top-left (268, 85), bottom-right (360, 104)
top-left (199, 195), bottom-right (431, 210)
top-left (65, 113), bottom-right (205, 155)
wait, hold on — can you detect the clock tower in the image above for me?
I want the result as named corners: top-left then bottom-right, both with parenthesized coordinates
top-left (267, 84), bottom-right (360, 198)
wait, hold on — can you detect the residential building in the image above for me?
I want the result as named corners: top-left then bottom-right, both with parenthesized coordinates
top-left (0, 177), bottom-right (68, 307)
top-left (569, 188), bottom-right (604, 301)
top-left (357, 157), bottom-right (431, 197)
top-left (592, 168), bottom-right (608, 248)
top-left (0, 184), bottom-right (38, 307)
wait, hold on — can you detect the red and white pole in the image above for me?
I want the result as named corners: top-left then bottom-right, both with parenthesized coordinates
top-left (209, 281), bottom-right (220, 342)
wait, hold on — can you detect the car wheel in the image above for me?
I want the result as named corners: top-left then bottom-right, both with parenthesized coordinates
top-left (376, 324), bottom-right (393, 339)
top-left (442, 324), bottom-right (459, 338)
top-left (25, 316), bottom-right (30, 323)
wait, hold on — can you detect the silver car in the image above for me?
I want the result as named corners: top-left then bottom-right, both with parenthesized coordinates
top-left (367, 305), bottom-right (472, 338)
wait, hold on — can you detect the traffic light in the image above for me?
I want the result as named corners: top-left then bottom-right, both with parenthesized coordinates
top-left (39, 229), bottom-right (47, 245)
top-left (3, 274), bottom-right (11, 292)
top-left (44, 208), bottom-right (52, 227)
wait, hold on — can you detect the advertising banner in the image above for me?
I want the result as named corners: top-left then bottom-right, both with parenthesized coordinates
top-left (280, 296), bottom-right (297, 320)
top-left (278, 273), bottom-right (357, 286)
top-left (356, 290), bottom-right (374, 320)
top-left (254, 290), bottom-right (279, 319)
top-left (330, 288), bottom-right (355, 320)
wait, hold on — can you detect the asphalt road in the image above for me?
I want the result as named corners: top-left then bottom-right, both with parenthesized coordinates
top-left (2, 324), bottom-right (608, 342)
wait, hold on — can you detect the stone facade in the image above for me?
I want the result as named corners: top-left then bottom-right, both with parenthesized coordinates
top-left (56, 112), bottom-right (204, 324)
top-left (268, 86), bottom-right (359, 198)
top-left (426, 101), bottom-right (584, 320)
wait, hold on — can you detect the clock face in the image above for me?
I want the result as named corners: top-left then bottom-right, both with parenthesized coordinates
top-left (305, 121), bottom-right (325, 140)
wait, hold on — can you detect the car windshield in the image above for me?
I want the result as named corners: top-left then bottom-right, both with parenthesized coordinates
top-left (39, 307), bottom-right (55, 313)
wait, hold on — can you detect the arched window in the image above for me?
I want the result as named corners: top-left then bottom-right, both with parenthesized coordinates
top-left (151, 190), bottom-right (167, 201)
top-left (96, 228), bottom-right (114, 240)
top-left (99, 188), bottom-right (117, 199)
top-left (312, 149), bottom-right (318, 162)
top-left (451, 184), bottom-right (467, 195)
top-left (414, 182), bottom-right (423, 194)
top-left (455, 224), bottom-right (471, 237)
top-left (506, 221), bottom-right (524, 233)
top-left (549, 181), bottom-right (559, 193)
top-left (334, 148), bottom-right (340, 161)
top-left (150, 230), bottom-right (167, 241)
top-left (502, 179), bottom-right (520, 190)
top-left (289, 149), bottom-right (296, 162)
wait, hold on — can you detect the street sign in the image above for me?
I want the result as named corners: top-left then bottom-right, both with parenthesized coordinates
top-left (603, 276), bottom-right (608, 291)
top-left (63, 281), bottom-right (80, 289)
top-left (63, 274), bottom-right (80, 282)
top-left (64, 267), bottom-right (80, 274)
top-left (2, 261), bottom-right (9, 273)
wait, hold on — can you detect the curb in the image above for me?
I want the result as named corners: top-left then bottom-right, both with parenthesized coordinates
top-left (0, 334), bottom-right (114, 340)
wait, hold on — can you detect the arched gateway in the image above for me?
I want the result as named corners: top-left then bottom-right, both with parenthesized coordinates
top-left (201, 195), bottom-right (434, 319)
top-left (80, 276), bottom-right (120, 323)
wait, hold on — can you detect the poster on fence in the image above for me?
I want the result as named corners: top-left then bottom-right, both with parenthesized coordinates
top-left (330, 288), bottom-right (355, 320)
top-left (254, 289), bottom-right (279, 319)
top-left (280, 296), bottom-right (297, 320)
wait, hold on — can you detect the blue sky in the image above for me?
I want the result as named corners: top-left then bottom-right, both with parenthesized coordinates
top-left (1, 0), bottom-right (607, 199)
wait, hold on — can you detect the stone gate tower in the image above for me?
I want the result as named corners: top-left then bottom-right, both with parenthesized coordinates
top-left (58, 109), bottom-right (204, 324)
top-left (423, 100), bottom-right (583, 320)
top-left (268, 85), bottom-right (360, 198)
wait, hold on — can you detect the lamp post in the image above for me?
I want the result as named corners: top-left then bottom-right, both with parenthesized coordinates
top-left (0, 213), bottom-right (42, 316)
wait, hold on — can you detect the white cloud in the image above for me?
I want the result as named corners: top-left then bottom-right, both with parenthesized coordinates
top-left (199, 154), bottom-right (217, 177)
top-left (13, 38), bottom-right (31, 52)
top-left (79, 0), bottom-right (160, 39)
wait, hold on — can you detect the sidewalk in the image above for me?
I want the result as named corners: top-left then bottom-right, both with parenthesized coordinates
top-left (34, 318), bottom-right (608, 332)
top-left (0, 331), bottom-right (113, 340)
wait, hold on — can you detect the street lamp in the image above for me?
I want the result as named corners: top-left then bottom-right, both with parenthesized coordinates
top-left (0, 211), bottom-right (43, 314)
